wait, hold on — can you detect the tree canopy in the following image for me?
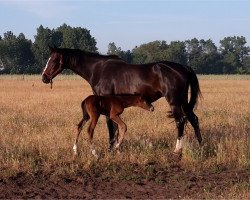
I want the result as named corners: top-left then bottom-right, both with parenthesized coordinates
top-left (0, 31), bottom-right (34, 74)
top-left (107, 38), bottom-right (249, 74)
top-left (32, 24), bottom-right (97, 73)
top-left (0, 24), bottom-right (249, 74)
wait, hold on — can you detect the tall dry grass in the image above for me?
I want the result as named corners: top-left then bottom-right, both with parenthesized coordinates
top-left (0, 75), bottom-right (249, 179)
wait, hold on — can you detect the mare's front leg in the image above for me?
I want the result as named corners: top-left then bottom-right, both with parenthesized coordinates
top-left (106, 117), bottom-right (118, 151)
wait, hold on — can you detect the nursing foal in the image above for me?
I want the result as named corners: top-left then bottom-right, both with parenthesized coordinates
top-left (73, 95), bottom-right (154, 157)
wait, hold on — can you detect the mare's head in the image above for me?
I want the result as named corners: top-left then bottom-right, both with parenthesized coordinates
top-left (42, 46), bottom-right (65, 84)
top-left (136, 96), bottom-right (154, 112)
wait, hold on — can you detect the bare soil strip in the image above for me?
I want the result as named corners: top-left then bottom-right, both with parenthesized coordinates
top-left (1, 166), bottom-right (249, 199)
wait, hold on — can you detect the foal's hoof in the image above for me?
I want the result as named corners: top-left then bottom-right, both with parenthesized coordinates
top-left (91, 149), bottom-right (99, 159)
top-left (114, 142), bottom-right (121, 149)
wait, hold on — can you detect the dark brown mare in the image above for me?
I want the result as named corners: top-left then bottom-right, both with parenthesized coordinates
top-left (73, 95), bottom-right (154, 157)
top-left (42, 46), bottom-right (202, 153)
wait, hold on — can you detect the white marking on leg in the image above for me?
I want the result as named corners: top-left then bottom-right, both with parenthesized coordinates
top-left (73, 144), bottom-right (77, 155)
top-left (115, 142), bottom-right (120, 149)
top-left (174, 138), bottom-right (183, 153)
top-left (42, 57), bottom-right (51, 76)
top-left (91, 149), bottom-right (99, 158)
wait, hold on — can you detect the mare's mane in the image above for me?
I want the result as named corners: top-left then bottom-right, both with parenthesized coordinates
top-left (58, 48), bottom-right (122, 61)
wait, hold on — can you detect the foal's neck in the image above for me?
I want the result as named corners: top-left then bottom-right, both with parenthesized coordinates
top-left (118, 96), bottom-right (140, 108)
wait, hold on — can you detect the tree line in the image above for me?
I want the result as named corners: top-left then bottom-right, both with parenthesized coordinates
top-left (0, 23), bottom-right (249, 74)
top-left (0, 24), bottom-right (97, 74)
top-left (108, 37), bottom-right (250, 74)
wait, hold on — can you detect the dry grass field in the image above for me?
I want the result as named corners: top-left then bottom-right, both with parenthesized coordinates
top-left (0, 75), bottom-right (249, 198)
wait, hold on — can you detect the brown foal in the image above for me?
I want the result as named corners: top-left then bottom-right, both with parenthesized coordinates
top-left (73, 95), bottom-right (154, 157)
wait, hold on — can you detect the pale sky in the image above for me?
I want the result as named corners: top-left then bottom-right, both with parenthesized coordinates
top-left (0, 0), bottom-right (250, 53)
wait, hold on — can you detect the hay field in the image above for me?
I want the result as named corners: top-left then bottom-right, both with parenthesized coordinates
top-left (0, 75), bottom-right (249, 198)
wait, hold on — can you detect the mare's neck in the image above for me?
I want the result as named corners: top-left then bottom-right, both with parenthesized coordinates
top-left (65, 50), bottom-right (123, 86)
top-left (65, 51), bottom-right (100, 83)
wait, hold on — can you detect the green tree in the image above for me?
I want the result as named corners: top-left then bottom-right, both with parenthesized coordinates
top-left (132, 40), bottom-right (168, 64)
top-left (0, 31), bottom-right (34, 74)
top-left (185, 38), bottom-right (202, 72)
top-left (32, 24), bottom-right (98, 72)
top-left (199, 39), bottom-right (221, 74)
top-left (186, 38), bottom-right (221, 74)
top-left (32, 25), bottom-right (58, 72)
top-left (57, 23), bottom-right (97, 52)
top-left (166, 41), bottom-right (187, 65)
top-left (107, 42), bottom-right (121, 55)
top-left (219, 36), bottom-right (250, 73)
top-left (107, 42), bottom-right (133, 63)
top-left (120, 50), bottom-right (133, 64)
top-left (241, 56), bottom-right (250, 74)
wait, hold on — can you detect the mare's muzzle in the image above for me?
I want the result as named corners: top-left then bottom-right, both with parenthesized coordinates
top-left (42, 74), bottom-right (51, 84)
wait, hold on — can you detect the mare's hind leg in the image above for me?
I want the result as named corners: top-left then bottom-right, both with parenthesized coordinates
top-left (106, 117), bottom-right (118, 151)
top-left (170, 104), bottom-right (186, 153)
top-left (183, 107), bottom-right (202, 144)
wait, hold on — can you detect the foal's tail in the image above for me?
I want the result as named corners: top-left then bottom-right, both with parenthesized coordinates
top-left (188, 67), bottom-right (202, 111)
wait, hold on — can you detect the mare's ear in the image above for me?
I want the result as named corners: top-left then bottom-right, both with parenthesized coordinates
top-left (48, 45), bottom-right (58, 54)
top-left (48, 45), bottom-right (56, 54)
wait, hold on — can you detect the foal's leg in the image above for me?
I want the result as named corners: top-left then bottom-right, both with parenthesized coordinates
top-left (110, 115), bottom-right (127, 149)
top-left (87, 114), bottom-right (100, 158)
top-left (170, 104), bottom-right (186, 153)
top-left (73, 106), bottom-right (89, 156)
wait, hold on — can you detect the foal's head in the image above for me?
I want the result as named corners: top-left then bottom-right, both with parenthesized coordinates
top-left (136, 96), bottom-right (154, 112)
top-left (42, 46), bottom-right (65, 84)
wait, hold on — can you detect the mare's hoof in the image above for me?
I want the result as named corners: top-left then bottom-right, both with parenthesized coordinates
top-left (173, 147), bottom-right (183, 154)
top-left (108, 146), bottom-right (114, 152)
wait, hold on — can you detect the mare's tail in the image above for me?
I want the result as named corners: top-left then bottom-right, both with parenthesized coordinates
top-left (188, 67), bottom-right (201, 111)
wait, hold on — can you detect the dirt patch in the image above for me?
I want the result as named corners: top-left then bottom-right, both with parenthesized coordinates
top-left (0, 165), bottom-right (249, 199)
